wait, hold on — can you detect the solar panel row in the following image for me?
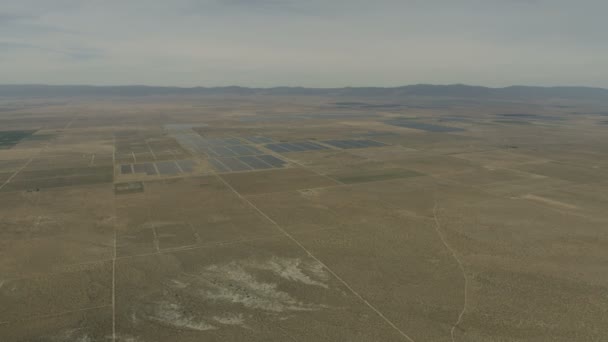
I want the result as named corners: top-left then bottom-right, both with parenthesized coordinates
top-left (321, 139), bottom-right (387, 149)
top-left (120, 160), bottom-right (197, 176)
top-left (169, 130), bottom-right (273, 160)
top-left (204, 144), bottom-right (264, 157)
top-left (243, 136), bottom-right (274, 144)
top-left (120, 164), bottom-right (133, 174)
top-left (177, 160), bottom-right (196, 173)
top-left (132, 163), bottom-right (157, 175)
top-left (384, 120), bottom-right (465, 132)
top-left (156, 161), bottom-right (180, 175)
top-left (209, 154), bottom-right (287, 173)
top-left (208, 158), bottom-right (229, 173)
top-left (265, 141), bottom-right (328, 153)
top-left (199, 137), bottom-right (245, 146)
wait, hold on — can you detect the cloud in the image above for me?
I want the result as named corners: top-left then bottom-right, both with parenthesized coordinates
top-left (0, 0), bottom-right (606, 87)
top-left (0, 41), bottom-right (104, 61)
top-left (0, 13), bottom-right (30, 24)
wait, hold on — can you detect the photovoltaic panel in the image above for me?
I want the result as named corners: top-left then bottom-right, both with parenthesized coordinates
top-left (177, 160), bottom-right (196, 173)
top-left (201, 138), bottom-right (224, 146)
top-left (227, 144), bottom-right (262, 156)
top-left (281, 143), bottom-right (308, 152)
top-left (353, 140), bottom-right (370, 147)
top-left (241, 145), bottom-right (263, 154)
top-left (265, 144), bottom-right (291, 153)
top-left (257, 154), bottom-right (286, 167)
top-left (216, 157), bottom-right (252, 172)
top-left (265, 141), bottom-right (332, 153)
top-left (321, 139), bottom-right (387, 149)
top-left (290, 142), bottom-right (314, 151)
top-left (209, 158), bottom-right (229, 173)
top-left (322, 140), bottom-right (352, 149)
top-left (209, 146), bottom-right (238, 157)
top-left (237, 156), bottom-right (273, 170)
top-left (384, 120), bottom-right (465, 132)
top-left (203, 137), bottom-right (244, 146)
top-left (222, 137), bottom-right (245, 145)
top-left (132, 163), bottom-right (146, 174)
top-left (340, 140), bottom-right (366, 148)
top-left (120, 164), bottom-right (133, 175)
top-left (244, 136), bottom-right (274, 144)
top-left (156, 161), bottom-right (180, 175)
top-left (132, 163), bottom-right (158, 176)
top-left (298, 141), bottom-right (327, 150)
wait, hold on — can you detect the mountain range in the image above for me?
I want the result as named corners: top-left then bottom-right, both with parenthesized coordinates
top-left (1, 84), bottom-right (607, 101)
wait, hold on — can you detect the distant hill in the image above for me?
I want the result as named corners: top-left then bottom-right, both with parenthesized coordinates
top-left (0, 84), bottom-right (607, 101)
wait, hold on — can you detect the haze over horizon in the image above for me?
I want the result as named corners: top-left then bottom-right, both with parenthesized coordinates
top-left (2, 0), bottom-right (607, 88)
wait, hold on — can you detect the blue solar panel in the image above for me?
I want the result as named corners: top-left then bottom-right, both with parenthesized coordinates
top-left (322, 140), bottom-right (352, 149)
top-left (339, 140), bottom-right (365, 148)
top-left (222, 137), bottom-right (245, 145)
top-left (300, 141), bottom-right (327, 150)
top-left (265, 144), bottom-right (290, 153)
top-left (156, 161), bottom-right (180, 175)
top-left (237, 156), bottom-right (273, 169)
top-left (143, 163), bottom-right (157, 175)
top-left (177, 160), bottom-right (196, 172)
top-left (209, 158), bottom-right (229, 172)
top-left (281, 143), bottom-right (307, 151)
top-left (120, 164), bottom-right (132, 174)
top-left (209, 146), bottom-right (238, 157)
top-left (257, 154), bottom-right (286, 167)
top-left (361, 139), bottom-right (387, 147)
top-left (217, 157), bottom-right (252, 172)
top-left (321, 139), bottom-right (386, 149)
top-left (241, 145), bottom-right (263, 154)
top-left (244, 136), bottom-right (274, 144)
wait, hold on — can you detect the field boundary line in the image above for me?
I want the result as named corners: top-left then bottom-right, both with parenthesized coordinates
top-left (432, 198), bottom-right (468, 342)
top-left (112, 230), bottom-right (117, 341)
top-left (0, 139), bottom-right (54, 191)
top-left (111, 135), bottom-right (117, 342)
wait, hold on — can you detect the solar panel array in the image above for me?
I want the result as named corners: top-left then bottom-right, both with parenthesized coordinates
top-left (166, 126), bottom-right (386, 173)
top-left (120, 159), bottom-right (197, 176)
top-left (168, 131), bottom-right (274, 158)
top-left (384, 120), bottom-right (465, 132)
top-left (265, 141), bottom-right (329, 153)
top-left (210, 154), bottom-right (287, 173)
top-left (165, 126), bottom-right (289, 174)
top-left (243, 136), bottom-right (274, 144)
top-left (321, 139), bottom-right (388, 149)
top-left (192, 137), bottom-right (289, 173)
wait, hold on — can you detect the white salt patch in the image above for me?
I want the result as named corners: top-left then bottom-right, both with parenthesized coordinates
top-left (252, 257), bottom-right (329, 288)
top-left (169, 279), bottom-right (189, 289)
top-left (213, 313), bottom-right (246, 326)
top-left (149, 301), bottom-right (216, 331)
top-left (200, 260), bottom-right (327, 312)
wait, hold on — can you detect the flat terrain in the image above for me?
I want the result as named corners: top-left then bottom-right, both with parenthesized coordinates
top-left (0, 94), bottom-right (607, 341)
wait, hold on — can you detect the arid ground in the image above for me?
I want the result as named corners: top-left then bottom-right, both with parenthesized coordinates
top-left (1, 94), bottom-right (607, 341)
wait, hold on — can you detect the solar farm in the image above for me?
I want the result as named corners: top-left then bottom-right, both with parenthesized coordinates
top-left (1, 94), bottom-right (608, 341)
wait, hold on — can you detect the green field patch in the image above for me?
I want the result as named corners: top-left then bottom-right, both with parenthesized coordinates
top-left (16, 165), bottom-right (112, 180)
top-left (493, 120), bottom-right (533, 125)
top-left (2, 173), bottom-right (114, 192)
top-left (114, 181), bottom-right (145, 195)
top-left (23, 132), bottom-right (56, 142)
top-left (0, 130), bottom-right (37, 148)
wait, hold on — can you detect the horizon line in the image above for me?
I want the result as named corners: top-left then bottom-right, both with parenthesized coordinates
top-left (1, 83), bottom-right (607, 90)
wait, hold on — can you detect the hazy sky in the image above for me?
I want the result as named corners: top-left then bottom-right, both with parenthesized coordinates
top-left (1, 0), bottom-right (607, 87)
